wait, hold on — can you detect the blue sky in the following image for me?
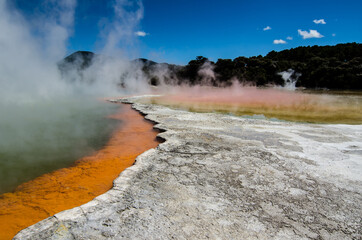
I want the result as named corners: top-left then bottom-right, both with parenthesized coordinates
top-left (14, 0), bottom-right (362, 65)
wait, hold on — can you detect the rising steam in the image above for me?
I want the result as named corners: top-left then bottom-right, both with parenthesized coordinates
top-left (100, 0), bottom-right (144, 58)
top-left (146, 83), bottom-right (362, 124)
top-left (1, 0), bottom-right (360, 194)
top-left (0, 0), bottom-right (149, 193)
top-left (278, 69), bottom-right (302, 90)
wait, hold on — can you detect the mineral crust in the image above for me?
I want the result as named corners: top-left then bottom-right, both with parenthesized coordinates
top-left (15, 98), bottom-right (362, 239)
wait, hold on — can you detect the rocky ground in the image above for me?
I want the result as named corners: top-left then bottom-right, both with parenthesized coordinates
top-left (15, 97), bottom-right (362, 239)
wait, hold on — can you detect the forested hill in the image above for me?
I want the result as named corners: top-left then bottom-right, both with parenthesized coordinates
top-left (171, 43), bottom-right (362, 89)
top-left (264, 43), bottom-right (362, 89)
top-left (59, 43), bottom-right (362, 90)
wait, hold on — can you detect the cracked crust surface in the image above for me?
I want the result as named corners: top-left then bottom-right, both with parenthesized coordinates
top-left (14, 98), bottom-right (362, 240)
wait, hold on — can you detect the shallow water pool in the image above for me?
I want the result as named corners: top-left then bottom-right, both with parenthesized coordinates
top-left (0, 98), bottom-right (120, 194)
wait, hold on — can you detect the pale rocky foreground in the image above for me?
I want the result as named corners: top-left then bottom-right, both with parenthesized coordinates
top-left (15, 97), bottom-right (362, 239)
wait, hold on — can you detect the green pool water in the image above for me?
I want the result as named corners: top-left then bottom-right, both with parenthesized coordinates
top-left (0, 98), bottom-right (121, 194)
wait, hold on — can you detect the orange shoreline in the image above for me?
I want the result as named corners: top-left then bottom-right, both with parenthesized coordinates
top-left (0, 103), bottom-right (160, 240)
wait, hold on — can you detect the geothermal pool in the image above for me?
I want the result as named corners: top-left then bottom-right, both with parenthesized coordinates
top-left (1, 89), bottom-right (361, 239)
top-left (15, 97), bottom-right (361, 239)
top-left (143, 87), bottom-right (362, 124)
top-left (0, 102), bottom-right (160, 239)
top-left (0, 99), bottom-right (120, 194)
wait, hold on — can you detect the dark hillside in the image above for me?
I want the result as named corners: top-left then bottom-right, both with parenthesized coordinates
top-left (59, 43), bottom-right (362, 90)
top-left (173, 43), bottom-right (362, 89)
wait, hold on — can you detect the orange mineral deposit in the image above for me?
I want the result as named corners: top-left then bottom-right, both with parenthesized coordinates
top-left (0, 103), bottom-right (160, 240)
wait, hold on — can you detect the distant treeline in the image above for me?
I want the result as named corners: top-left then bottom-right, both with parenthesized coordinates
top-left (149, 42), bottom-right (362, 89)
top-left (60, 43), bottom-right (362, 90)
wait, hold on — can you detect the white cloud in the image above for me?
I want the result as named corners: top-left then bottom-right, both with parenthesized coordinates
top-left (263, 26), bottom-right (271, 31)
top-left (135, 31), bottom-right (147, 37)
top-left (332, 33), bottom-right (336, 37)
top-left (313, 19), bottom-right (326, 24)
top-left (286, 36), bottom-right (293, 40)
top-left (298, 29), bottom-right (324, 39)
top-left (273, 39), bottom-right (287, 44)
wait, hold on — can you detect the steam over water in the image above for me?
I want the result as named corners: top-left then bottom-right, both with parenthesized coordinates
top-left (1, 0), bottom-right (361, 196)
top-left (0, 99), bottom-right (120, 194)
top-left (278, 69), bottom-right (301, 91)
top-left (0, 0), bottom-right (147, 193)
top-left (146, 85), bottom-right (362, 124)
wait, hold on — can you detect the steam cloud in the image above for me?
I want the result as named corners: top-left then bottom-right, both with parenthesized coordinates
top-left (100, 0), bottom-right (144, 58)
top-left (1, 0), bottom-right (357, 193)
top-left (278, 69), bottom-right (301, 90)
top-left (198, 62), bottom-right (217, 85)
top-left (0, 0), bottom-right (72, 103)
top-left (0, 0), bottom-right (149, 193)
